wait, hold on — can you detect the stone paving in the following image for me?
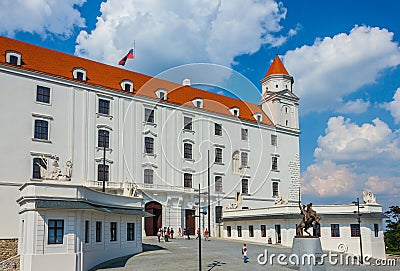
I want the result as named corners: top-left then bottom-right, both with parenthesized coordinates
top-left (93, 236), bottom-right (398, 271)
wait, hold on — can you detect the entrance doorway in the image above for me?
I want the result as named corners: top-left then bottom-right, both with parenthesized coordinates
top-left (275, 224), bottom-right (281, 243)
top-left (145, 201), bottom-right (162, 236)
top-left (185, 209), bottom-right (195, 235)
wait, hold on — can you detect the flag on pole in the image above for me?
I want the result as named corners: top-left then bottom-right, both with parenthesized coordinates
top-left (118, 49), bottom-right (134, 66)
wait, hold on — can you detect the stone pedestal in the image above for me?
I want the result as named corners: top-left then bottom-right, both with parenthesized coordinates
top-left (291, 237), bottom-right (326, 271)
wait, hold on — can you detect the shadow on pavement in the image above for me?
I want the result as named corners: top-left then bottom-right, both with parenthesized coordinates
top-left (207, 260), bottom-right (226, 271)
top-left (90, 243), bottom-right (166, 270)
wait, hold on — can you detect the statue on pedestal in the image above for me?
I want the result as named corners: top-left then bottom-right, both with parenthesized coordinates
top-left (37, 155), bottom-right (73, 181)
top-left (296, 189), bottom-right (320, 237)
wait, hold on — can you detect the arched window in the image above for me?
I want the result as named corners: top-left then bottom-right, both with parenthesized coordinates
top-left (232, 151), bottom-right (239, 173)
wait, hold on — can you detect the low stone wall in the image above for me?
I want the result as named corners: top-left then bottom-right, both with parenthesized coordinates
top-left (0, 239), bottom-right (18, 262)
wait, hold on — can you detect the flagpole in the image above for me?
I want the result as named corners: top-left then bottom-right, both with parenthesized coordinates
top-left (132, 40), bottom-right (135, 72)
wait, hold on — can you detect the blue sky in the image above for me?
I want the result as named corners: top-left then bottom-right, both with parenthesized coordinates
top-left (1, 0), bottom-right (400, 209)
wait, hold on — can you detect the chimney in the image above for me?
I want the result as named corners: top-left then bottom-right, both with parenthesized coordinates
top-left (182, 78), bottom-right (191, 86)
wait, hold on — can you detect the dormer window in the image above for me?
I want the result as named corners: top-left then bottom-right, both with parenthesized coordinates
top-left (253, 113), bottom-right (262, 123)
top-left (192, 98), bottom-right (203, 109)
top-left (120, 80), bottom-right (134, 92)
top-left (229, 107), bottom-right (240, 117)
top-left (155, 88), bottom-right (167, 100)
top-left (73, 67), bottom-right (87, 81)
top-left (6, 50), bottom-right (22, 66)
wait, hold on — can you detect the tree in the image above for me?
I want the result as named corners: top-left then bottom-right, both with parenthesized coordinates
top-left (384, 206), bottom-right (400, 251)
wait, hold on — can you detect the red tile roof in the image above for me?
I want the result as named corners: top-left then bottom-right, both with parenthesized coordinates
top-left (0, 36), bottom-right (273, 126)
top-left (265, 55), bottom-right (289, 77)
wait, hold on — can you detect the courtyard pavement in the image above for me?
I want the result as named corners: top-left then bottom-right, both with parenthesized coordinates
top-left (92, 236), bottom-right (398, 271)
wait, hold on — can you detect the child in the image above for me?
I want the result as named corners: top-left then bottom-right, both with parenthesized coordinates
top-left (242, 243), bottom-right (248, 263)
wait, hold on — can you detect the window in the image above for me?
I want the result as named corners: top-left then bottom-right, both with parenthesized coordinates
top-left (214, 123), bottom-right (222, 136)
top-left (215, 148), bottom-right (223, 164)
top-left (272, 182), bottom-right (279, 197)
top-left (98, 164), bottom-right (109, 182)
top-left (232, 151), bottom-right (239, 173)
top-left (9, 55), bottom-right (18, 65)
top-left (144, 137), bottom-right (154, 154)
top-left (127, 223), bottom-right (135, 241)
top-left (272, 156), bottom-right (278, 171)
top-left (227, 226), bottom-right (231, 237)
top-left (241, 128), bottom-right (248, 141)
top-left (241, 152), bottom-right (248, 167)
top-left (33, 157), bottom-right (46, 179)
top-left (313, 223), bottom-right (321, 237)
top-left (76, 72), bottom-right (84, 81)
top-left (124, 83), bottom-right (132, 92)
top-left (261, 225), bottom-right (266, 237)
top-left (331, 224), bottom-right (340, 237)
top-left (249, 225), bottom-right (254, 237)
top-left (85, 220), bottom-right (90, 243)
top-left (184, 173), bottom-right (192, 188)
top-left (242, 179), bottom-right (249, 194)
top-left (196, 101), bottom-right (201, 108)
top-left (237, 226), bottom-right (242, 237)
top-left (34, 119), bottom-right (49, 140)
top-left (374, 224), bottom-right (379, 237)
top-left (233, 109), bottom-right (238, 116)
top-left (48, 219), bottom-right (64, 244)
top-left (351, 224), bottom-right (360, 237)
top-left (184, 143), bottom-right (193, 159)
top-left (98, 99), bottom-right (110, 115)
top-left (6, 51), bottom-right (21, 65)
top-left (98, 130), bottom-right (110, 148)
top-left (110, 222), bottom-right (117, 241)
top-left (96, 221), bottom-right (102, 242)
top-left (36, 86), bottom-right (50, 104)
top-left (155, 89), bottom-right (167, 100)
top-left (145, 108), bottom-right (154, 123)
top-left (215, 176), bottom-right (222, 192)
top-left (144, 169), bottom-right (154, 184)
top-left (184, 117), bottom-right (192, 131)
top-left (271, 135), bottom-right (277, 146)
top-left (192, 98), bottom-right (203, 108)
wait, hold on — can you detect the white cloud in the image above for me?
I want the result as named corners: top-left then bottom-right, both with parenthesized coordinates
top-left (336, 99), bottom-right (370, 114)
top-left (0, 0), bottom-right (86, 38)
top-left (75, 0), bottom-right (291, 76)
top-left (384, 88), bottom-right (400, 124)
top-left (301, 160), bottom-right (356, 197)
top-left (302, 116), bottom-right (400, 206)
top-left (314, 116), bottom-right (400, 162)
top-left (283, 25), bottom-right (400, 115)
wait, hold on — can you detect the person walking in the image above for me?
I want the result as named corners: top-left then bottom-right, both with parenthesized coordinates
top-left (196, 228), bottom-right (201, 239)
top-left (157, 230), bottom-right (161, 242)
top-left (170, 228), bottom-right (174, 239)
top-left (242, 243), bottom-right (248, 263)
top-left (178, 227), bottom-right (182, 237)
top-left (204, 228), bottom-right (209, 241)
top-left (187, 228), bottom-right (191, 240)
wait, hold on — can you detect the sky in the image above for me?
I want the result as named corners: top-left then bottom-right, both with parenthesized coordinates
top-left (1, 0), bottom-right (400, 210)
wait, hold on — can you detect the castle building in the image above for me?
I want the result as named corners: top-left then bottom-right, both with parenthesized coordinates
top-left (0, 37), bottom-right (385, 262)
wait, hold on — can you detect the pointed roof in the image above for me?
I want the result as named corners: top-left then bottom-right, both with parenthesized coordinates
top-left (265, 55), bottom-right (289, 77)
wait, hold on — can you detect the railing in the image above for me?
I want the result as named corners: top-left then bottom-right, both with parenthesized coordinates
top-left (85, 181), bottom-right (195, 193)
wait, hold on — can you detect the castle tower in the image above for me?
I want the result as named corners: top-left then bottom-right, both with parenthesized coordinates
top-left (260, 55), bottom-right (299, 130)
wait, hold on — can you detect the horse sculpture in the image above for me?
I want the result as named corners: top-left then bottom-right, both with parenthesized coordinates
top-left (296, 202), bottom-right (321, 237)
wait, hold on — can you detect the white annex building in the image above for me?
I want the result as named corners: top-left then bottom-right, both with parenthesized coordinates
top-left (0, 36), bottom-right (386, 264)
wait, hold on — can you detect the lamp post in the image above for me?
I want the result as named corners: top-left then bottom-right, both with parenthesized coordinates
top-left (207, 150), bottom-right (211, 238)
top-left (194, 183), bottom-right (207, 271)
top-left (353, 198), bottom-right (363, 264)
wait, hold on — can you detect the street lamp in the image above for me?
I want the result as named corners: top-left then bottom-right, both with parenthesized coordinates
top-left (193, 184), bottom-right (208, 271)
top-left (352, 198), bottom-right (364, 264)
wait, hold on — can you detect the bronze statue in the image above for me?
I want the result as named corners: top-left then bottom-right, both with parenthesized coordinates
top-left (296, 189), bottom-right (321, 237)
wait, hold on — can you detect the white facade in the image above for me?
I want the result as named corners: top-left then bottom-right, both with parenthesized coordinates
top-left (0, 37), bottom-right (300, 238)
top-left (222, 204), bottom-right (386, 259)
top-left (18, 182), bottom-right (146, 271)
